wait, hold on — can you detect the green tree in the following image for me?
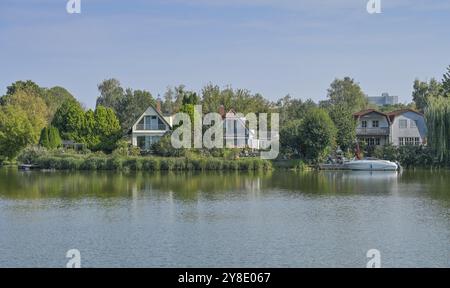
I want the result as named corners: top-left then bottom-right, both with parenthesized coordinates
top-left (162, 88), bottom-right (175, 115)
top-left (298, 108), bottom-right (337, 162)
top-left (327, 105), bottom-right (356, 151)
top-left (2, 80), bottom-right (44, 101)
top-left (52, 101), bottom-right (86, 142)
top-left (39, 126), bottom-right (62, 149)
top-left (201, 84), bottom-right (231, 114)
top-left (442, 65), bottom-right (450, 96)
top-left (174, 85), bottom-right (187, 112)
top-left (42, 86), bottom-right (78, 119)
top-left (5, 90), bottom-right (50, 141)
top-left (201, 84), bottom-right (271, 115)
top-left (276, 95), bottom-right (316, 127)
top-left (92, 106), bottom-right (121, 152)
top-left (325, 77), bottom-right (366, 151)
top-left (1, 81), bottom-right (79, 124)
top-left (117, 88), bottom-right (155, 132)
top-left (52, 102), bottom-right (121, 152)
top-left (39, 127), bottom-right (50, 148)
top-left (327, 77), bottom-right (368, 112)
top-left (280, 119), bottom-right (304, 157)
top-left (48, 126), bottom-right (62, 148)
top-left (96, 78), bottom-right (125, 113)
top-left (182, 91), bottom-right (200, 105)
top-left (412, 78), bottom-right (443, 112)
top-left (425, 96), bottom-right (450, 163)
top-left (0, 106), bottom-right (35, 160)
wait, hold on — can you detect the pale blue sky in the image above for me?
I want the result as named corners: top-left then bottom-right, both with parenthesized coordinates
top-left (1, 0), bottom-right (450, 108)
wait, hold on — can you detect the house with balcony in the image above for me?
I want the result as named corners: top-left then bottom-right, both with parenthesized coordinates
top-left (353, 109), bottom-right (391, 146)
top-left (130, 104), bottom-right (272, 151)
top-left (353, 109), bottom-right (427, 147)
top-left (130, 104), bottom-right (172, 151)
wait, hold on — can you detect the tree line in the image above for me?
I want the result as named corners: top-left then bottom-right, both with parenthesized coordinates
top-left (1, 66), bottom-right (449, 165)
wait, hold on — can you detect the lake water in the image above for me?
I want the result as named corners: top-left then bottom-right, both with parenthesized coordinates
top-left (0, 167), bottom-right (449, 267)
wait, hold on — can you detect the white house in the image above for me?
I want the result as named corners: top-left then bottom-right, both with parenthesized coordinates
top-left (387, 109), bottom-right (427, 146)
top-left (353, 109), bottom-right (391, 146)
top-left (130, 104), bottom-right (172, 151)
top-left (130, 104), bottom-right (272, 151)
top-left (220, 107), bottom-right (259, 149)
top-left (353, 109), bottom-right (427, 147)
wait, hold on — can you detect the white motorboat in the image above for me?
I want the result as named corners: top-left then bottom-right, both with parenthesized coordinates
top-left (343, 158), bottom-right (399, 171)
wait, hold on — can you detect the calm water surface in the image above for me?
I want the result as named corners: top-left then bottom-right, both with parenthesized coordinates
top-left (0, 167), bottom-right (449, 267)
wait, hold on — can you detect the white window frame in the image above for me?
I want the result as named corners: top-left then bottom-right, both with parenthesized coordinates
top-left (399, 119), bottom-right (407, 129)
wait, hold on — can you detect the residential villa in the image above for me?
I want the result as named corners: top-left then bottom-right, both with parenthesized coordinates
top-left (353, 109), bottom-right (427, 147)
top-left (130, 103), bottom-right (172, 150)
top-left (130, 103), bottom-right (273, 151)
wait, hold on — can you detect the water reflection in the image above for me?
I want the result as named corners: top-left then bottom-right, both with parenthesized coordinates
top-left (1, 167), bottom-right (449, 204)
top-left (0, 166), bottom-right (449, 267)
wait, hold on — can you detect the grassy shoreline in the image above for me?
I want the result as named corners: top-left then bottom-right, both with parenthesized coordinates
top-left (18, 154), bottom-right (272, 171)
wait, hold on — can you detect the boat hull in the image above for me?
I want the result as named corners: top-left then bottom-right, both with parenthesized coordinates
top-left (343, 160), bottom-right (398, 171)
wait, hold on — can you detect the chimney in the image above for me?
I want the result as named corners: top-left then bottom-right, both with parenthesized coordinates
top-left (218, 105), bottom-right (225, 118)
top-left (156, 97), bottom-right (162, 113)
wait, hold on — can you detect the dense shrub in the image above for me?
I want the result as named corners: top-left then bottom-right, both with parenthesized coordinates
top-left (106, 157), bottom-right (123, 170)
top-left (225, 160), bottom-right (238, 170)
top-left (15, 149), bottom-right (273, 171)
top-left (123, 158), bottom-right (143, 171)
top-left (58, 157), bottom-right (82, 170)
top-left (18, 146), bottom-right (48, 164)
top-left (80, 157), bottom-right (107, 170)
top-left (142, 158), bottom-right (160, 171)
top-left (373, 144), bottom-right (439, 168)
top-left (206, 158), bottom-right (223, 170)
top-left (160, 158), bottom-right (175, 170)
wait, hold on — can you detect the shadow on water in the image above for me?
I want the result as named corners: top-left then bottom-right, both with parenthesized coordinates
top-left (0, 166), bottom-right (449, 204)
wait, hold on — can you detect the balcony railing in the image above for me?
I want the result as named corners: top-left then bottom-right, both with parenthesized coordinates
top-left (356, 127), bottom-right (389, 135)
top-left (135, 124), bottom-right (166, 131)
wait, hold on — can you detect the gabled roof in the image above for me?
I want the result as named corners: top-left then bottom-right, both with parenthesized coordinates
top-left (128, 104), bottom-right (172, 134)
top-left (353, 109), bottom-right (388, 117)
top-left (221, 108), bottom-right (256, 135)
top-left (353, 109), bottom-right (391, 124)
top-left (386, 109), bottom-right (423, 122)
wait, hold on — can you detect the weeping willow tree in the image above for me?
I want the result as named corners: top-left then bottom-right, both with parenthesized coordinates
top-left (425, 96), bottom-right (450, 163)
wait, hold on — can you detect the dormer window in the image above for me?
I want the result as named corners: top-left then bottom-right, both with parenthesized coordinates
top-left (372, 120), bottom-right (379, 128)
